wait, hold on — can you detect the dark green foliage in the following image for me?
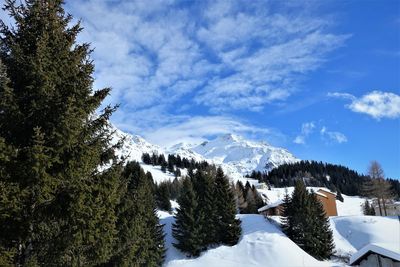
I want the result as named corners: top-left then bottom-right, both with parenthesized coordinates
top-left (192, 170), bottom-right (218, 246)
top-left (388, 179), bottom-right (400, 200)
top-left (265, 161), bottom-right (368, 196)
top-left (156, 182), bottom-right (172, 212)
top-left (172, 178), bottom-right (204, 257)
top-left (234, 181), bottom-right (264, 214)
top-left (214, 168), bottom-right (241, 246)
top-left (235, 181), bottom-right (247, 213)
top-left (281, 181), bottom-right (334, 260)
top-left (362, 200), bottom-right (376, 216)
top-left (141, 153), bottom-right (210, 173)
top-left (0, 1), bottom-right (165, 266)
top-left (107, 162), bottom-right (165, 267)
top-left (0, 1), bottom-right (124, 265)
top-left (336, 190), bottom-right (344, 202)
top-left (173, 168), bottom-right (241, 257)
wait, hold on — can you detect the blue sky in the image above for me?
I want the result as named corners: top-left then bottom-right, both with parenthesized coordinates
top-left (2, 0), bottom-right (399, 178)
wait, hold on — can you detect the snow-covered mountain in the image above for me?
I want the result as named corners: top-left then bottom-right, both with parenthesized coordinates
top-left (112, 125), bottom-right (298, 181)
top-left (185, 133), bottom-right (298, 175)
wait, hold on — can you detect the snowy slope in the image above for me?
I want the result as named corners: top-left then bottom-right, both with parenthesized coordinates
top-left (330, 216), bottom-right (400, 259)
top-left (160, 213), bottom-right (329, 267)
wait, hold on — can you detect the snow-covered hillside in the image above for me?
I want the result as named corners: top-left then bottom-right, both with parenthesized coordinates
top-left (159, 201), bottom-right (399, 267)
top-left (111, 124), bottom-right (298, 182)
top-left (330, 216), bottom-right (400, 259)
top-left (160, 213), bottom-right (329, 267)
top-left (170, 133), bottom-right (299, 178)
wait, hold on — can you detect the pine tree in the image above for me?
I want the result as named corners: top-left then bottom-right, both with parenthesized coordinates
top-left (192, 170), bottom-right (218, 247)
top-left (172, 178), bottom-right (204, 257)
top-left (306, 193), bottom-right (335, 260)
top-left (336, 190), bottom-right (344, 202)
top-left (244, 187), bottom-right (257, 214)
top-left (0, 1), bottom-right (123, 265)
top-left (235, 181), bottom-right (247, 213)
top-left (280, 190), bottom-right (292, 235)
top-left (214, 167), bottom-right (241, 246)
top-left (362, 199), bottom-right (375, 215)
top-left (282, 181), bottom-right (334, 260)
top-left (156, 182), bottom-right (172, 212)
top-left (252, 185), bottom-right (265, 210)
top-left (108, 161), bottom-right (165, 266)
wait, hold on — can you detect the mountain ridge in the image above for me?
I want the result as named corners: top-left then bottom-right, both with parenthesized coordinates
top-left (111, 124), bottom-right (299, 180)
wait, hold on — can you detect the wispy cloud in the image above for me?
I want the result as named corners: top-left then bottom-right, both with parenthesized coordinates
top-left (320, 126), bottom-right (347, 144)
top-left (0, 0), bottom-right (349, 145)
top-left (329, 91), bottom-right (400, 119)
top-left (137, 115), bottom-right (279, 147)
top-left (293, 122), bottom-right (315, 144)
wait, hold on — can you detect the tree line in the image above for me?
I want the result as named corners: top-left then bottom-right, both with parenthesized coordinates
top-left (142, 152), bottom-right (209, 176)
top-left (249, 160), bottom-right (399, 199)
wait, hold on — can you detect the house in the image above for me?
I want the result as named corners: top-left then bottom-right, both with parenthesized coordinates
top-left (314, 188), bottom-right (338, 216)
top-left (349, 243), bottom-right (400, 267)
top-left (258, 200), bottom-right (284, 216)
top-left (258, 187), bottom-right (338, 217)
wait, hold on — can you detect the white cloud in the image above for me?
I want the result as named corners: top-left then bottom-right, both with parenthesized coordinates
top-left (121, 115), bottom-right (278, 147)
top-left (320, 127), bottom-right (347, 144)
top-left (64, 1), bottom-right (348, 114)
top-left (293, 122), bottom-right (315, 144)
top-left (329, 90), bottom-right (400, 119)
top-left (0, 1), bottom-right (349, 146)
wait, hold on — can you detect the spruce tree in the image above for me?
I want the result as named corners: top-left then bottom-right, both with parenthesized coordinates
top-left (107, 162), bottom-right (165, 267)
top-left (0, 1), bottom-right (123, 265)
top-left (192, 170), bottom-right (218, 247)
top-left (172, 178), bottom-right (204, 257)
top-left (252, 185), bottom-right (265, 210)
top-left (214, 167), bottom-right (241, 246)
top-left (235, 181), bottom-right (247, 213)
top-left (156, 182), bottom-right (172, 212)
top-left (282, 181), bottom-right (334, 260)
top-left (306, 193), bottom-right (335, 260)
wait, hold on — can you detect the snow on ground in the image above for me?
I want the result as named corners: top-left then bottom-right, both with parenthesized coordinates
top-left (140, 164), bottom-right (175, 183)
top-left (330, 216), bottom-right (400, 259)
top-left (157, 193), bottom-right (399, 267)
top-left (335, 195), bottom-right (365, 216)
top-left (258, 187), bottom-right (366, 216)
top-left (160, 214), bottom-right (331, 267)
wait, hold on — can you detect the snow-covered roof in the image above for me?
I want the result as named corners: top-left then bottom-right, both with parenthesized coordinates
top-left (317, 188), bottom-right (336, 196)
top-left (314, 191), bottom-right (328, 198)
top-left (258, 200), bottom-right (284, 212)
top-left (349, 243), bottom-right (400, 265)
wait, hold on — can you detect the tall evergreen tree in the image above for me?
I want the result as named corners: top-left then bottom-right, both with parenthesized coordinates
top-left (172, 178), bottom-right (204, 257)
top-left (156, 182), bottom-right (172, 212)
top-left (306, 193), bottom-right (335, 260)
top-left (214, 168), bottom-right (241, 246)
top-left (192, 170), bottom-right (218, 247)
top-left (108, 162), bottom-right (165, 267)
top-left (282, 181), bottom-right (334, 260)
top-left (235, 181), bottom-right (247, 213)
top-left (0, 1), bottom-right (123, 265)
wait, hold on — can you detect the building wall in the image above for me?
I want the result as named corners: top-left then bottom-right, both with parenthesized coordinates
top-left (358, 254), bottom-right (400, 267)
top-left (316, 190), bottom-right (338, 216)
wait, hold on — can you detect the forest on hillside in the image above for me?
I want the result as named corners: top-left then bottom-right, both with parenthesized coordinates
top-left (247, 160), bottom-right (400, 198)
